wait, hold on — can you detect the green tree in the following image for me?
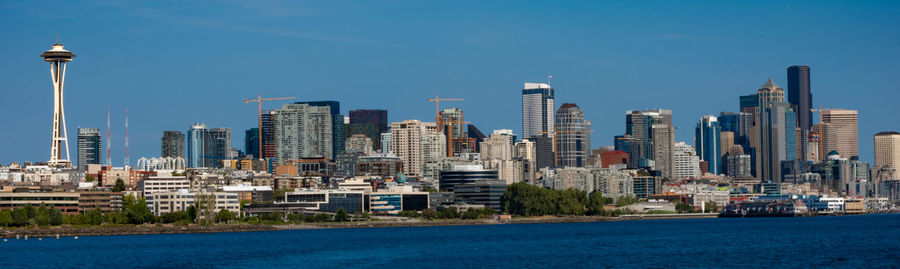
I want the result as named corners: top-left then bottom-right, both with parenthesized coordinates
top-left (215, 210), bottom-right (237, 223)
top-left (615, 196), bottom-right (639, 207)
top-left (186, 205), bottom-right (197, 223)
top-left (421, 208), bottom-right (437, 220)
top-left (438, 207), bottom-right (459, 219)
top-left (556, 189), bottom-right (586, 215)
top-left (86, 207), bottom-right (104, 225)
top-left (85, 175), bottom-right (96, 182)
top-left (420, 186), bottom-right (438, 192)
top-left (23, 204), bottom-right (36, 219)
top-left (112, 179), bottom-right (126, 192)
top-left (123, 195), bottom-right (153, 224)
top-left (586, 192), bottom-right (608, 216)
top-left (287, 213), bottom-right (303, 223)
top-left (334, 208), bottom-right (349, 222)
top-left (676, 203), bottom-right (695, 213)
top-left (12, 208), bottom-right (28, 226)
top-left (398, 210), bottom-right (420, 218)
top-left (704, 201), bottom-right (719, 213)
top-left (0, 210), bottom-right (13, 227)
top-left (34, 204), bottom-right (51, 226)
top-left (49, 206), bottom-right (64, 226)
top-left (314, 213), bottom-right (330, 222)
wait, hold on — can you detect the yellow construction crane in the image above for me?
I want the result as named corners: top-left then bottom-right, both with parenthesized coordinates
top-left (426, 95), bottom-right (463, 127)
top-left (243, 94), bottom-right (295, 158)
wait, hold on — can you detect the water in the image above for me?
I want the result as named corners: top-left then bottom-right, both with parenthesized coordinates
top-left (2, 214), bottom-right (899, 268)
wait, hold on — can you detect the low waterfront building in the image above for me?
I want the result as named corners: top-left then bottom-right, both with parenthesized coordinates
top-left (0, 191), bottom-right (81, 214)
top-left (145, 189), bottom-right (240, 216)
top-left (78, 191), bottom-right (123, 213)
top-left (140, 176), bottom-right (191, 198)
top-left (284, 189), bottom-right (366, 214)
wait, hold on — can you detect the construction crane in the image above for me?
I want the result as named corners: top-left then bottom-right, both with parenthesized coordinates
top-left (539, 129), bottom-right (596, 167)
top-left (244, 94), bottom-right (295, 158)
top-left (443, 119), bottom-right (471, 157)
top-left (426, 95), bottom-right (463, 128)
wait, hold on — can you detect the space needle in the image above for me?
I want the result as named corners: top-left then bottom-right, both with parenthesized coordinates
top-left (41, 39), bottom-right (75, 167)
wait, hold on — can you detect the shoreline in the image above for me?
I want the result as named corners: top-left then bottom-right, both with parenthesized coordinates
top-left (5, 212), bottom-right (884, 238)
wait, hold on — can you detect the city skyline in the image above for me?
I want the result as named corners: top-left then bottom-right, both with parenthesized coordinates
top-left (1, 1), bottom-right (898, 165)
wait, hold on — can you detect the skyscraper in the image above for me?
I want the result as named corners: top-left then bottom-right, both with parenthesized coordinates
top-left (555, 104), bottom-right (591, 167)
top-left (77, 128), bottom-right (101, 170)
top-left (390, 120), bottom-right (441, 178)
top-left (348, 109), bottom-right (388, 150)
top-left (187, 123), bottom-right (207, 168)
top-left (522, 83), bottom-right (555, 140)
top-left (814, 123), bottom-right (838, 161)
top-left (481, 131), bottom-right (515, 161)
top-left (874, 131), bottom-right (900, 181)
top-left (674, 142), bottom-right (700, 180)
top-left (293, 101), bottom-right (345, 159)
top-left (42, 41), bottom-right (76, 167)
top-left (695, 115), bottom-right (721, 175)
top-left (761, 102), bottom-right (797, 183)
top-left (788, 66), bottom-right (813, 162)
top-left (245, 128), bottom-right (259, 158)
top-left (345, 134), bottom-right (373, 155)
top-left (273, 103), bottom-right (334, 162)
top-left (624, 109), bottom-right (674, 180)
top-left (755, 78), bottom-right (786, 180)
top-left (821, 109), bottom-right (859, 158)
top-left (206, 128), bottom-right (232, 168)
top-left (161, 131), bottom-right (185, 159)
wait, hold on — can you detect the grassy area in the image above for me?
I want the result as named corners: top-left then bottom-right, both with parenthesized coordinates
top-left (646, 210), bottom-right (677, 214)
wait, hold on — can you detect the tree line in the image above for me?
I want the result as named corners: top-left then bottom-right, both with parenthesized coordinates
top-left (501, 182), bottom-right (633, 217)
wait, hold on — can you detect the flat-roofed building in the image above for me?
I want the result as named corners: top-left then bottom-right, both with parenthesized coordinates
top-left (78, 191), bottom-right (123, 213)
top-left (140, 176), bottom-right (191, 198)
top-left (0, 192), bottom-right (81, 214)
top-left (284, 189), bottom-right (365, 213)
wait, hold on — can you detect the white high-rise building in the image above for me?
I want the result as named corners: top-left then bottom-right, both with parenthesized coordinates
top-left (391, 120), bottom-right (442, 178)
top-left (522, 83), bottom-right (554, 140)
top-left (480, 131), bottom-right (515, 161)
top-left (272, 103), bottom-right (334, 162)
top-left (380, 132), bottom-right (392, 154)
top-left (674, 142), bottom-right (700, 180)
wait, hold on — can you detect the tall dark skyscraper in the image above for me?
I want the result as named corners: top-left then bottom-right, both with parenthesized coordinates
top-left (161, 131), bottom-right (185, 159)
top-left (348, 109), bottom-right (388, 151)
top-left (294, 101), bottom-right (345, 159)
top-left (77, 128), bottom-right (101, 170)
top-left (787, 65), bottom-right (812, 131)
top-left (245, 128), bottom-right (259, 158)
top-left (788, 65), bottom-right (812, 161)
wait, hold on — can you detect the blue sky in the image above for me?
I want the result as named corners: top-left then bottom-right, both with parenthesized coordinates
top-left (1, 0), bottom-right (898, 165)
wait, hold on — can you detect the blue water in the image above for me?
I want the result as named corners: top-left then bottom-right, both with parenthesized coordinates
top-left (2, 214), bottom-right (899, 268)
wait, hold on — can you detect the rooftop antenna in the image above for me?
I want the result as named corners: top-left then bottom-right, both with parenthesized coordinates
top-left (106, 106), bottom-right (112, 167)
top-left (124, 108), bottom-right (129, 168)
top-left (547, 74), bottom-right (552, 85)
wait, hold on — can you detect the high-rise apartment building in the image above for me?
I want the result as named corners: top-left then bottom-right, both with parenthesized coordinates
top-left (652, 124), bottom-right (676, 181)
top-left (555, 104), bottom-right (591, 167)
top-left (161, 131), bottom-right (185, 159)
top-left (522, 83), bottom-right (555, 140)
top-left (206, 128), bottom-right (232, 168)
top-left (273, 103), bottom-right (334, 162)
top-left (390, 120), bottom-right (442, 178)
top-left (260, 111), bottom-right (276, 159)
top-left (481, 131), bottom-right (515, 161)
top-left (695, 115), bottom-right (721, 175)
top-left (788, 65), bottom-right (813, 161)
top-left (674, 142), bottom-right (700, 180)
top-left (293, 101), bottom-right (345, 159)
top-left (187, 123), bottom-right (207, 168)
top-left (821, 109), bottom-right (859, 158)
top-left (348, 109), bottom-right (387, 150)
top-left (514, 138), bottom-right (537, 184)
top-left (77, 128), bottom-right (101, 170)
top-left (380, 132), bottom-right (392, 154)
top-left (874, 131), bottom-right (900, 181)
